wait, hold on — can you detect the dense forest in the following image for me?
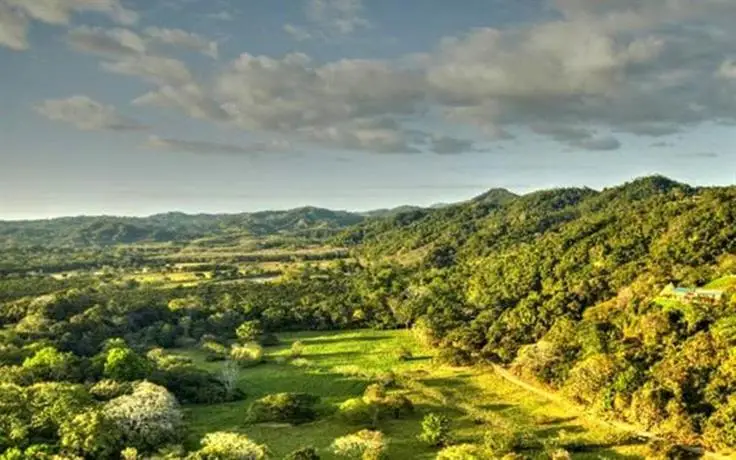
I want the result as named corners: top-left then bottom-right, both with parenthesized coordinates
top-left (2, 175), bottom-right (736, 458)
top-left (0, 207), bottom-right (367, 248)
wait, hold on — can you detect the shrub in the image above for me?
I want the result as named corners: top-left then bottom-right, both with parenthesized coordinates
top-left (103, 381), bottom-right (183, 452)
top-left (150, 365), bottom-right (234, 404)
top-left (246, 393), bottom-right (319, 424)
top-left (435, 444), bottom-right (484, 459)
top-left (104, 347), bottom-right (150, 381)
top-left (284, 446), bottom-right (320, 460)
top-left (230, 344), bottom-right (264, 367)
top-left (363, 384), bottom-right (386, 403)
top-left (382, 395), bottom-right (414, 419)
top-left (331, 430), bottom-right (386, 460)
top-left (192, 431), bottom-right (268, 459)
top-left (419, 413), bottom-right (451, 447)
top-left (339, 398), bottom-right (374, 425)
top-left (236, 321), bottom-right (263, 343)
top-left (375, 371), bottom-right (398, 389)
top-left (201, 341), bottom-right (229, 362)
top-left (290, 341), bottom-right (305, 359)
top-left (59, 409), bottom-right (121, 458)
top-left (90, 379), bottom-right (132, 401)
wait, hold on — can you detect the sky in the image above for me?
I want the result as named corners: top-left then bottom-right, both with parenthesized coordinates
top-left (2, 0), bottom-right (736, 219)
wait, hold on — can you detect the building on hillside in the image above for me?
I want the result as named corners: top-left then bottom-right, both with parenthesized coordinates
top-left (660, 283), bottom-right (724, 304)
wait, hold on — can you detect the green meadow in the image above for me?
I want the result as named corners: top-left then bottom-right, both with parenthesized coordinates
top-left (173, 330), bottom-right (648, 459)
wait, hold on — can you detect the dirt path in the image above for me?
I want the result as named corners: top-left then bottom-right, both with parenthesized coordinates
top-left (488, 364), bottom-right (734, 460)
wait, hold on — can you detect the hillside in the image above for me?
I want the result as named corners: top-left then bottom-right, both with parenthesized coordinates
top-left (334, 175), bottom-right (736, 451)
top-left (0, 207), bottom-right (366, 248)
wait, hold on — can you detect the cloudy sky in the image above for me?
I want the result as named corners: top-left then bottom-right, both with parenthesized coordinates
top-left (2, 0), bottom-right (736, 219)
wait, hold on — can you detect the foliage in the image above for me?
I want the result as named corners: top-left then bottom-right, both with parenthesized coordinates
top-left (104, 346), bottom-right (150, 381)
top-left (435, 444), bottom-right (485, 460)
top-left (191, 431), bottom-right (268, 460)
top-left (59, 409), bottom-right (121, 458)
top-left (103, 381), bottom-right (183, 452)
top-left (419, 413), bottom-right (451, 447)
top-left (283, 446), bottom-right (320, 460)
top-left (246, 393), bottom-right (320, 424)
top-left (331, 430), bottom-right (386, 460)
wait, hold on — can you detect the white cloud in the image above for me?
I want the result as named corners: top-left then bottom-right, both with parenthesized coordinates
top-left (67, 26), bottom-right (146, 58)
top-left (3, 0), bottom-right (137, 25)
top-left (144, 27), bottom-right (218, 59)
top-left (717, 59), bottom-right (736, 80)
top-left (306, 0), bottom-right (369, 35)
top-left (101, 55), bottom-right (193, 85)
top-left (146, 135), bottom-right (290, 155)
top-left (0, 3), bottom-right (28, 50)
top-left (283, 24), bottom-right (312, 42)
top-left (35, 95), bottom-right (145, 131)
top-left (70, 0), bottom-right (736, 154)
top-left (286, 0), bottom-right (369, 41)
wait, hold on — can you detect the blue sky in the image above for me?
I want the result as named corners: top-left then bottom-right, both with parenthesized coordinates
top-left (2, 0), bottom-right (736, 219)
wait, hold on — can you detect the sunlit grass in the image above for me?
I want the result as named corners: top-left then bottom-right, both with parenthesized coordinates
top-left (175, 329), bottom-right (648, 459)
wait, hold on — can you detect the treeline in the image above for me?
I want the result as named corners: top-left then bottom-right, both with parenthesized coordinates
top-left (339, 175), bottom-right (736, 450)
top-left (0, 207), bottom-right (365, 248)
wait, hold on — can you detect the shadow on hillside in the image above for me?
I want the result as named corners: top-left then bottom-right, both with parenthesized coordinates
top-left (478, 402), bottom-right (515, 412)
top-left (298, 335), bottom-right (387, 345)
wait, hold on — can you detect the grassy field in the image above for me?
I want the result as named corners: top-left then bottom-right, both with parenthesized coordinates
top-left (171, 330), bottom-right (648, 459)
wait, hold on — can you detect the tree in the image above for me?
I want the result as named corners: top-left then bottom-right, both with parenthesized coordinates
top-left (104, 347), bottom-right (150, 381)
top-left (331, 430), bottom-right (386, 460)
top-left (192, 431), bottom-right (268, 459)
top-left (22, 346), bottom-right (77, 381)
top-left (59, 409), bottom-right (120, 458)
top-left (103, 381), bottom-right (183, 452)
top-left (219, 360), bottom-right (240, 399)
top-left (418, 413), bottom-right (451, 447)
top-left (236, 321), bottom-right (263, 343)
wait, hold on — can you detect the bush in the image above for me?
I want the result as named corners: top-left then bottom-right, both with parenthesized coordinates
top-left (59, 409), bottom-right (121, 458)
top-left (230, 344), bottom-right (264, 367)
top-left (236, 321), bottom-right (263, 343)
top-left (201, 341), bottom-right (229, 362)
top-left (104, 347), bottom-right (150, 381)
top-left (435, 444), bottom-right (484, 459)
top-left (246, 393), bottom-right (320, 424)
top-left (90, 379), bottom-right (132, 401)
top-left (192, 431), bottom-right (268, 459)
top-left (331, 430), bottom-right (386, 460)
top-left (339, 398), bottom-right (374, 425)
top-left (290, 341), bottom-right (305, 359)
top-left (363, 384), bottom-right (386, 403)
top-left (382, 394), bottom-right (414, 419)
top-left (419, 413), bottom-right (451, 447)
top-left (103, 381), bottom-right (183, 452)
top-left (150, 365), bottom-right (235, 404)
top-left (375, 371), bottom-right (398, 389)
top-left (284, 446), bottom-right (320, 460)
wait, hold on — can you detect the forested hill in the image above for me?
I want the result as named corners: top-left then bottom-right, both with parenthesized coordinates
top-left (0, 207), bottom-right (365, 248)
top-left (333, 174), bottom-right (736, 449)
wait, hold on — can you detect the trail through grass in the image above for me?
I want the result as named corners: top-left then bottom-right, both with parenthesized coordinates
top-left (174, 330), bottom-right (648, 459)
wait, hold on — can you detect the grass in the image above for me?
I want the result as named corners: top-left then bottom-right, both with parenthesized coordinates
top-left (705, 275), bottom-right (736, 290)
top-left (172, 330), bottom-right (648, 459)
